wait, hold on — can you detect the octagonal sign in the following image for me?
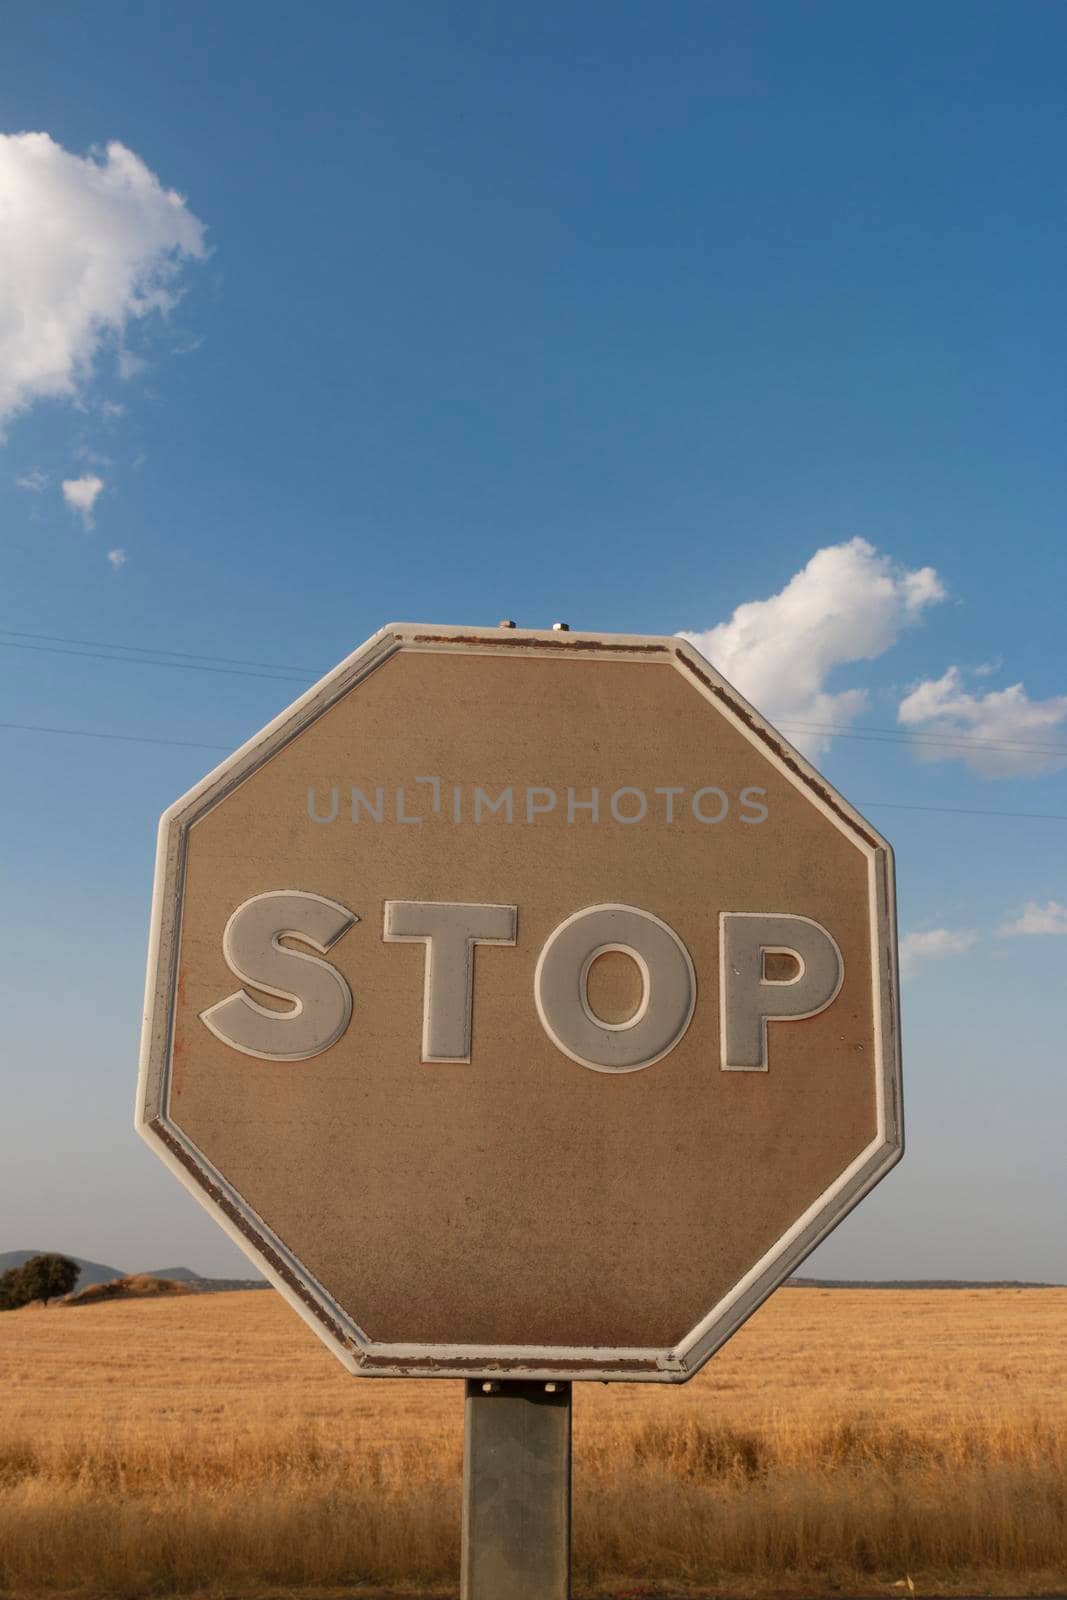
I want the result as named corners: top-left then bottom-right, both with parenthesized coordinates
top-left (137, 623), bottom-right (902, 1382)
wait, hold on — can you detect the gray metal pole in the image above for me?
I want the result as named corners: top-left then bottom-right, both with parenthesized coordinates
top-left (461, 1379), bottom-right (572, 1600)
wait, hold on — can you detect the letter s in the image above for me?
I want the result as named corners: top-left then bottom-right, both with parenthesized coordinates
top-left (200, 891), bottom-right (357, 1061)
top-left (739, 786), bottom-right (768, 824)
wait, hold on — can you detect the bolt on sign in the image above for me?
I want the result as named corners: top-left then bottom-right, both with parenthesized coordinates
top-left (137, 623), bottom-right (902, 1383)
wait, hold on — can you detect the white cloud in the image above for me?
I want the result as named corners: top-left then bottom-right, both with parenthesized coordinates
top-left (15, 468), bottom-right (48, 491)
top-left (116, 348), bottom-right (147, 381)
top-left (898, 666), bottom-right (1067, 777)
top-left (899, 928), bottom-right (978, 978)
top-left (678, 539), bottom-right (945, 757)
top-left (107, 547), bottom-right (127, 570)
top-left (0, 132), bottom-right (206, 424)
top-left (999, 900), bottom-right (1067, 937)
top-left (62, 473), bottom-right (104, 527)
top-left (75, 442), bottom-right (111, 468)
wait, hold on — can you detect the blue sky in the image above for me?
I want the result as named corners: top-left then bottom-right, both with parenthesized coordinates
top-left (1, 2), bottom-right (1065, 1283)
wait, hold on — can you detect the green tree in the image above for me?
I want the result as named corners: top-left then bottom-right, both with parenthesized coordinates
top-left (16, 1254), bottom-right (80, 1305)
top-left (0, 1268), bottom-right (29, 1311)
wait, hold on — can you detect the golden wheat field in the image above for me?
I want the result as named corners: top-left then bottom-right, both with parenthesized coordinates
top-left (1, 1286), bottom-right (1065, 1598)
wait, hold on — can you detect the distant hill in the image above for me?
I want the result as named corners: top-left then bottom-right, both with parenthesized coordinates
top-left (153, 1272), bottom-right (270, 1292)
top-left (9, 1252), bottom-right (1055, 1301)
top-left (785, 1276), bottom-right (1062, 1289)
top-left (0, 1250), bottom-right (126, 1289)
top-left (143, 1267), bottom-right (268, 1291)
top-left (65, 1274), bottom-right (198, 1305)
top-left (1, 1252), bottom-right (268, 1295)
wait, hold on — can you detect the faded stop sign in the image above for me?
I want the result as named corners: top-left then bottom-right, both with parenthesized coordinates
top-left (137, 623), bottom-right (901, 1382)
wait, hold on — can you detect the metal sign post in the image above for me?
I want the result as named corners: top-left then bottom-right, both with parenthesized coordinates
top-left (462, 1380), bottom-right (572, 1600)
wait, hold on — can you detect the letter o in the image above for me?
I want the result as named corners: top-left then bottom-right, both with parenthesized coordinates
top-left (534, 903), bottom-right (696, 1073)
top-left (610, 787), bottom-right (648, 824)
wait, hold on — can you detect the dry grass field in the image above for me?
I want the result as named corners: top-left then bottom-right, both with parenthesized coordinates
top-left (1, 1286), bottom-right (1065, 1598)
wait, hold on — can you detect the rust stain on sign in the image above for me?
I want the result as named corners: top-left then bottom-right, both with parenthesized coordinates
top-left (673, 649), bottom-right (880, 850)
top-left (150, 1119), bottom-right (354, 1351)
top-left (412, 632), bottom-right (669, 654)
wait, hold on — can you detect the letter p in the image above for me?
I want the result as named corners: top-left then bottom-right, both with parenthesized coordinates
top-left (720, 913), bottom-right (844, 1071)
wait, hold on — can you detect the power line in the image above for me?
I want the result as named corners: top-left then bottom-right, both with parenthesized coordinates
top-left (779, 717), bottom-right (1067, 759)
top-left (3, 623), bottom-right (1067, 761)
top-left (0, 639), bottom-right (309, 684)
top-left (855, 798), bottom-right (1067, 822)
top-left (0, 626), bottom-right (320, 675)
top-left (1, 718), bottom-right (1065, 821)
top-left (0, 720), bottom-right (232, 752)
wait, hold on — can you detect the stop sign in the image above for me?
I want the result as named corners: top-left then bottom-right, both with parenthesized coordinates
top-left (137, 622), bottom-right (901, 1382)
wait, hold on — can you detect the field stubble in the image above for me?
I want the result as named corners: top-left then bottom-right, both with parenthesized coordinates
top-left (0, 1287), bottom-right (1064, 1597)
